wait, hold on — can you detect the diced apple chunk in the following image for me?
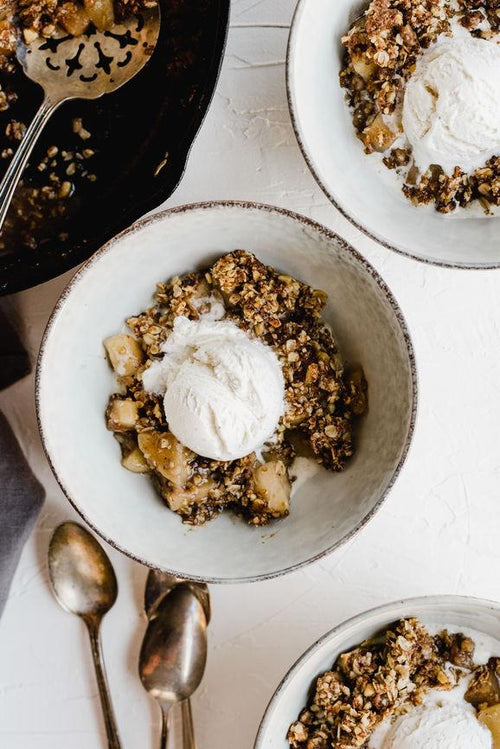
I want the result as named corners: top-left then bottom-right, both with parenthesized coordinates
top-left (84, 0), bottom-right (114, 30)
top-left (347, 366), bottom-right (368, 416)
top-left (253, 460), bottom-right (291, 517)
top-left (478, 704), bottom-right (500, 747)
top-left (58, 3), bottom-right (90, 35)
top-left (104, 334), bottom-right (144, 376)
top-left (121, 447), bottom-right (149, 473)
top-left (138, 431), bottom-right (192, 487)
top-left (167, 479), bottom-right (217, 512)
top-left (351, 52), bottom-right (375, 81)
top-left (362, 114), bottom-right (397, 153)
top-left (465, 665), bottom-right (500, 708)
top-left (107, 398), bottom-right (139, 431)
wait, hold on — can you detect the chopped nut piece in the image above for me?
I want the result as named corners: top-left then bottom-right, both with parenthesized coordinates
top-left (383, 147), bottom-right (411, 170)
top-left (442, 631), bottom-right (475, 669)
top-left (460, 9), bottom-right (484, 29)
top-left (72, 117), bottom-right (92, 140)
top-left (58, 181), bottom-right (73, 199)
top-left (6, 120), bottom-right (26, 142)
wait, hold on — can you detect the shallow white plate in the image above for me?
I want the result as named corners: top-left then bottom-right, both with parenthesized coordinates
top-left (255, 595), bottom-right (500, 748)
top-left (37, 202), bottom-right (416, 582)
top-left (287, 0), bottom-right (500, 268)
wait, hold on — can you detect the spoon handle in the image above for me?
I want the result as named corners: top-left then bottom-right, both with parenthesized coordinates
top-left (181, 699), bottom-right (196, 749)
top-left (86, 620), bottom-right (123, 749)
top-left (0, 96), bottom-right (61, 232)
top-left (160, 705), bottom-right (171, 749)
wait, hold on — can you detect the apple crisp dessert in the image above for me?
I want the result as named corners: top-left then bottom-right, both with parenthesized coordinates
top-left (104, 250), bottom-right (367, 526)
top-left (288, 617), bottom-right (500, 749)
top-left (340, 0), bottom-right (500, 214)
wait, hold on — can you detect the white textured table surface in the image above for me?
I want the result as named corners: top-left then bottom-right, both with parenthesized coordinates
top-left (2, 0), bottom-right (500, 746)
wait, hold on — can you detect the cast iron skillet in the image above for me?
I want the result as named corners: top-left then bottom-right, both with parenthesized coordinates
top-left (0, 0), bottom-right (230, 295)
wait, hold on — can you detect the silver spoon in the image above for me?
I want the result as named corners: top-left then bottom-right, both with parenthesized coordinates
top-left (145, 570), bottom-right (211, 623)
top-left (48, 522), bottom-right (122, 749)
top-left (145, 571), bottom-right (211, 749)
top-left (139, 583), bottom-right (208, 749)
top-left (0, 7), bottom-right (160, 231)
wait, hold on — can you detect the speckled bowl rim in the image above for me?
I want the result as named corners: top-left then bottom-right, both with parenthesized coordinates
top-left (36, 200), bottom-right (418, 584)
top-left (254, 594), bottom-right (500, 747)
top-left (286, 0), bottom-right (500, 271)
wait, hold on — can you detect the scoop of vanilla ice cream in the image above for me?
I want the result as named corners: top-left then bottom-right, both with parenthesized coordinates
top-left (402, 36), bottom-right (500, 174)
top-left (142, 316), bottom-right (285, 461)
top-left (382, 704), bottom-right (492, 749)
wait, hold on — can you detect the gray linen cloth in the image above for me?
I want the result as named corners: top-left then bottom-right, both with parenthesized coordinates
top-left (0, 312), bottom-right (45, 619)
top-left (0, 411), bottom-right (45, 619)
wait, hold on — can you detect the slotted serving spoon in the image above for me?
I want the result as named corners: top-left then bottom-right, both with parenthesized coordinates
top-left (0, 8), bottom-right (160, 231)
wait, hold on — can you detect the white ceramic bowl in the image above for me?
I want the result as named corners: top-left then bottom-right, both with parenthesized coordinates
top-left (37, 202), bottom-right (416, 583)
top-left (287, 0), bottom-right (500, 268)
top-left (255, 595), bottom-right (500, 748)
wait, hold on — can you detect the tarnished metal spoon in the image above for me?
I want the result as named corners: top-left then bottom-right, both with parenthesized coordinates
top-left (48, 522), bottom-right (122, 749)
top-left (145, 570), bottom-right (211, 623)
top-left (0, 6), bottom-right (160, 232)
top-left (139, 583), bottom-right (208, 749)
top-left (145, 570), bottom-right (211, 748)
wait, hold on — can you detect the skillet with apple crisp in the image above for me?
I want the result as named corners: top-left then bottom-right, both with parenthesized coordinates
top-left (0, 0), bottom-right (230, 294)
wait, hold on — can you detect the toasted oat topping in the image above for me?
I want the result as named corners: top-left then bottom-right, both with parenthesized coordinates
top-left (288, 618), bottom-right (478, 749)
top-left (105, 251), bottom-right (367, 526)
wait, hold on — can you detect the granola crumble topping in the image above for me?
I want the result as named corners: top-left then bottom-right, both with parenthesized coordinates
top-left (104, 251), bottom-right (367, 526)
